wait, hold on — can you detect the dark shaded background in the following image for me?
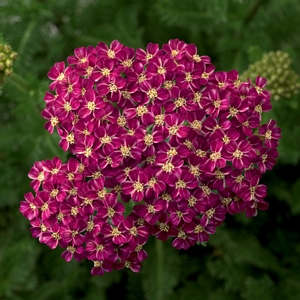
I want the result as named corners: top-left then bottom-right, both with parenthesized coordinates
top-left (1, 0), bottom-right (300, 299)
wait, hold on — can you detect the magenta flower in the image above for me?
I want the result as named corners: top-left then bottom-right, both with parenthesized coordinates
top-left (258, 119), bottom-right (282, 148)
top-left (162, 38), bottom-right (187, 61)
top-left (209, 71), bottom-right (229, 90)
top-left (239, 175), bottom-right (267, 202)
top-left (231, 112), bottom-right (260, 137)
top-left (83, 216), bottom-right (102, 240)
top-left (185, 43), bottom-right (211, 64)
top-left (203, 140), bottom-right (226, 172)
top-left (226, 169), bottom-right (248, 193)
top-left (60, 195), bottom-right (82, 218)
top-left (101, 222), bottom-right (128, 245)
top-left (126, 60), bottom-right (150, 85)
top-left (256, 147), bottom-right (279, 173)
top-left (29, 218), bottom-right (49, 242)
top-left (168, 202), bottom-right (196, 226)
top-left (203, 165), bottom-right (232, 192)
top-left (122, 168), bottom-right (148, 202)
top-left (47, 61), bottom-right (72, 90)
top-left (202, 115), bottom-right (231, 138)
top-left (86, 234), bottom-right (115, 261)
top-left (20, 192), bottom-right (40, 220)
top-left (60, 216), bottom-right (86, 246)
top-left (146, 56), bottom-right (176, 79)
top-left (183, 217), bottom-right (216, 243)
top-left (56, 72), bottom-right (81, 98)
top-left (41, 106), bottom-right (60, 134)
top-left (164, 113), bottom-right (190, 139)
top-left (114, 158), bottom-right (139, 183)
top-left (153, 213), bottom-right (178, 241)
top-left (134, 198), bottom-right (164, 225)
top-left (175, 61), bottom-right (202, 90)
top-left (90, 260), bottom-right (114, 276)
top-left (40, 222), bottom-right (61, 249)
top-left (118, 81), bottom-right (139, 109)
top-left (22, 38), bottom-right (281, 276)
top-left (34, 191), bottom-right (58, 220)
top-left (78, 90), bottom-right (105, 119)
top-left (193, 61), bottom-right (215, 86)
top-left (67, 46), bottom-right (91, 69)
top-left (220, 96), bottom-right (249, 119)
top-left (201, 199), bottom-right (227, 226)
top-left (42, 157), bottom-right (65, 184)
top-left (167, 170), bottom-right (198, 199)
top-left (115, 46), bottom-right (135, 72)
top-left (73, 118), bottom-right (95, 144)
top-left (94, 123), bottom-right (122, 156)
top-left (143, 166), bottom-right (166, 199)
top-left (245, 199), bottom-right (269, 218)
top-left (96, 193), bottom-right (125, 225)
top-left (136, 42), bottom-right (161, 63)
top-left (123, 214), bottom-right (151, 245)
top-left (75, 135), bottom-right (100, 165)
top-left (28, 161), bottom-right (48, 192)
top-left (226, 69), bottom-right (240, 90)
top-left (60, 158), bottom-right (83, 182)
top-left (61, 243), bottom-right (86, 262)
top-left (139, 76), bottom-right (169, 104)
top-left (96, 40), bottom-right (123, 60)
top-left (54, 94), bottom-right (80, 122)
top-left (96, 75), bottom-right (126, 102)
top-left (114, 252), bottom-right (142, 273)
top-left (250, 95), bottom-right (272, 121)
top-left (253, 76), bottom-right (271, 99)
top-left (223, 140), bottom-right (253, 169)
top-left (202, 88), bottom-right (230, 118)
top-left (114, 135), bottom-right (142, 162)
top-left (165, 87), bottom-right (197, 114)
top-left (127, 236), bottom-right (149, 262)
top-left (42, 182), bottom-right (67, 203)
top-left (91, 58), bottom-right (119, 82)
top-left (172, 227), bottom-right (196, 250)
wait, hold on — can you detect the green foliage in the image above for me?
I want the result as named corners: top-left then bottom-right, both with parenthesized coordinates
top-left (1, 0), bottom-right (300, 299)
top-left (0, 239), bottom-right (39, 298)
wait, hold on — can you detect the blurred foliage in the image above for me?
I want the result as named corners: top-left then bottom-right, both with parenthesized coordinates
top-left (1, 0), bottom-right (300, 299)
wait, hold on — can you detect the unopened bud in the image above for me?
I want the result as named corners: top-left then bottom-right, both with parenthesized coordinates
top-left (241, 50), bottom-right (300, 101)
top-left (0, 41), bottom-right (18, 86)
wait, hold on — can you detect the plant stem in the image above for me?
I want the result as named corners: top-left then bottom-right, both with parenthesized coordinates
top-left (18, 20), bottom-right (36, 57)
top-left (156, 238), bottom-right (163, 300)
top-left (7, 72), bottom-right (28, 94)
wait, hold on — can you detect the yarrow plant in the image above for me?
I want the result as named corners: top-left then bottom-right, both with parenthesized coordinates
top-left (20, 39), bottom-right (281, 276)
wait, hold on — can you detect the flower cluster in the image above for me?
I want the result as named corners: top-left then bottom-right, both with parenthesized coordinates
top-left (20, 39), bottom-right (281, 275)
top-left (0, 42), bottom-right (17, 86)
top-left (241, 50), bottom-right (300, 101)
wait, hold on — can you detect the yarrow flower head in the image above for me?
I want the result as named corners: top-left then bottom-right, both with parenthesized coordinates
top-left (20, 39), bottom-right (281, 276)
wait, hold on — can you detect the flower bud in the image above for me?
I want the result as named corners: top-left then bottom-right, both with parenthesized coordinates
top-left (241, 50), bottom-right (300, 101)
top-left (0, 41), bottom-right (17, 86)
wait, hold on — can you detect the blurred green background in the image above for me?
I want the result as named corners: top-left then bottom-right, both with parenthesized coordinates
top-left (1, 0), bottom-right (300, 299)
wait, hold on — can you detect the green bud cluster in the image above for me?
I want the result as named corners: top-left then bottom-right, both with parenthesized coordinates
top-left (241, 50), bottom-right (300, 101)
top-left (0, 43), bottom-right (18, 86)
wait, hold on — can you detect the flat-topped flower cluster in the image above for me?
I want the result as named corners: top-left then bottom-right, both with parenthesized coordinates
top-left (20, 39), bottom-right (281, 276)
